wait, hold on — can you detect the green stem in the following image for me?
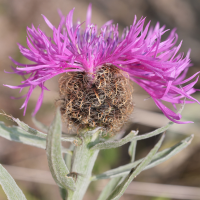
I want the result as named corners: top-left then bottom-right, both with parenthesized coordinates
top-left (67, 133), bottom-right (100, 200)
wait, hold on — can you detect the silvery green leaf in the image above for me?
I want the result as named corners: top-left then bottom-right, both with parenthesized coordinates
top-left (32, 117), bottom-right (76, 140)
top-left (32, 117), bottom-right (48, 133)
top-left (90, 130), bottom-right (139, 150)
top-left (0, 164), bottom-right (27, 200)
top-left (92, 135), bottom-right (193, 181)
top-left (132, 122), bottom-right (173, 141)
top-left (128, 140), bottom-right (137, 162)
top-left (106, 134), bottom-right (165, 200)
top-left (0, 121), bottom-right (46, 149)
top-left (91, 122), bottom-right (172, 151)
top-left (12, 117), bottom-right (48, 139)
top-left (97, 177), bottom-right (122, 200)
top-left (0, 122), bottom-right (72, 155)
top-left (11, 116), bottom-right (75, 142)
top-left (145, 134), bottom-right (193, 170)
top-left (12, 116), bottom-right (75, 143)
top-left (128, 131), bottom-right (138, 162)
top-left (46, 108), bottom-right (76, 191)
top-left (64, 144), bottom-right (74, 171)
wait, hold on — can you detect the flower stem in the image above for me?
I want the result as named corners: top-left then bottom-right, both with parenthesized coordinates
top-left (67, 132), bottom-right (100, 200)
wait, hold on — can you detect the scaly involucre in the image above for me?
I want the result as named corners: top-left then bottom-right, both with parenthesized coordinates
top-left (5, 4), bottom-right (200, 123)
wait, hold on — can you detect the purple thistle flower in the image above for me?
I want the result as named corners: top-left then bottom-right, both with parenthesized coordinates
top-left (4, 4), bottom-right (200, 124)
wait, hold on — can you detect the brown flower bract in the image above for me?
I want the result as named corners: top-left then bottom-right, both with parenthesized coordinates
top-left (57, 65), bottom-right (134, 133)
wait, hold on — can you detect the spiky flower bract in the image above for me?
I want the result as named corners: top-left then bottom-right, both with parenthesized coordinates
top-left (57, 65), bottom-right (133, 132)
top-left (5, 4), bottom-right (200, 128)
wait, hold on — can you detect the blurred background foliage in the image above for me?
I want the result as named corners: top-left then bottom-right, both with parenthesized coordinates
top-left (0, 0), bottom-right (200, 199)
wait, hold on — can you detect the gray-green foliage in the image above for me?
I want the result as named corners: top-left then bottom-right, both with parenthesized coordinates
top-left (91, 122), bottom-right (173, 151)
top-left (46, 108), bottom-right (76, 191)
top-left (0, 164), bottom-right (27, 200)
top-left (92, 134), bottom-right (193, 180)
top-left (128, 130), bottom-right (138, 162)
top-left (13, 116), bottom-right (75, 143)
top-left (97, 177), bottom-right (123, 200)
top-left (0, 121), bottom-right (46, 149)
top-left (106, 134), bottom-right (165, 200)
top-left (90, 130), bottom-right (138, 150)
top-left (0, 111), bottom-right (194, 200)
top-left (32, 116), bottom-right (48, 133)
top-left (0, 121), bottom-right (72, 155)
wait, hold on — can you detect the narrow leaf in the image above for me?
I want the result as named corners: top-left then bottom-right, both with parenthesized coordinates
top-left (128, 140), bottom-right (137, 162)
top-left (46, 108), bottom-right (76, 191)
top-left (145, 134), bottom-right (193, 170)
top-left (0, 164), bottom-right (27, 200)
top-left (0, 121), bottom-right (46, 149)
top-left (0, 122), bottom-right (72, 155)
top-left (92, 135), bottom-right (193, 180)
top-left (64, 144), bottom-right (74, 171)
top-left (12, 117), bottom-right (48, 139)
top-left (106, 134), bottom-right (165, 200)
top-left (12, 116), bottom-right (75, 143)
top-left (91, 130), bottom-right (139, 150)
top-left (97, 177), bottom-right (122, 200)
top-left (32, 117), bottom-right (77, 141)
top-left (128, 131), bottom-right (138, 162)
top-left (32, 117), bottom-right (48, 133)
top-left (91, 122), bottom-right (172, 151)
top-left (132, 122), bottom-right (173, 141)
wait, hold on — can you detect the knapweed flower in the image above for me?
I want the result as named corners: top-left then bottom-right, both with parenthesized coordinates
top-left (5, 4), bottom-right (200, 131)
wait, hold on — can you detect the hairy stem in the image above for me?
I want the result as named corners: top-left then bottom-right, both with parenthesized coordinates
top-left (67, 133), bottom-right (100, 200)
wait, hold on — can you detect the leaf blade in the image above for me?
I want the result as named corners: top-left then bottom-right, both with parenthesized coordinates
top-left (128, 131), bottom-right (138, 162)
top-left (0, 164), bottom-right (27, 200)
top-left (46, 108), bottom-right (76, 191)
top-left (32, 117), bottom-right (48, 133)
top-left (132, 122), bottom-right (173, 141)
top-left (92, 135), bottom-right (193, 181)
top-left (91, 130), bottom-right (138, 150)
top-left (106, 134), bottom-right (165, 200)
top-left (97, 177), bottom-right (122, 200)
top-left (0, 121), bottom-right (46, 149)
top-left (145, 134), bottom-right (193, 170)
top-left (12, 116), bottom-right (75, 143)
top-left (0, 122), bottom-right (72, 155)
top-left (91, 122), bottom-right (172, 151)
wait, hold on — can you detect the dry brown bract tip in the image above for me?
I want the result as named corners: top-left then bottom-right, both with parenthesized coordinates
top-left (56, 65), bottom-right (134, 134)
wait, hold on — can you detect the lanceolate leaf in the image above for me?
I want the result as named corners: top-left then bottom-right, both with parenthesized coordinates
top-left (0, 122), bottom-right (72, 155)
top-left (106, 134), bottom-right (165, 200)
top-left (12, 117), bottom-right (48, 139)
top-left (92, 135), bottom-right (193, 181)
top-left (12, 117), bottom-right (75, 143)
top-left (0, 121), bottom-right (46, 149)
top-left (64, 144), bottom-right (74, 171)
top-left (0, 164), bottom-right (27, 200)
top-left (131, 122), bottom-right (173, 141)
top-left (128, 131), bottom-right (138, 162)
top-left (32, 117), bottom-right (48, 133)
top-left (91, 130), bottom-right (139, 150)
top-left (145, 134), bottom-right (193, 170)
top-left (91, 122), bottom-right (173, 151)
top-left (97, 177), bottom-right (122, 200)
top-left (32, 117), bottom-right (77, 140)
top-left (128, 140), bottom-right (137, 162)
top-left (46, 108), bottom-right (76, 191)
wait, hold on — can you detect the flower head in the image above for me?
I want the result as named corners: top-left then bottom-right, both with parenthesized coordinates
top-left (5, 4), bottom-right (200, 127)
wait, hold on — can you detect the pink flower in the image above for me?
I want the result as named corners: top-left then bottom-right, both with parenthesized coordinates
top-left (5, 4), bottom-right (200, 124)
